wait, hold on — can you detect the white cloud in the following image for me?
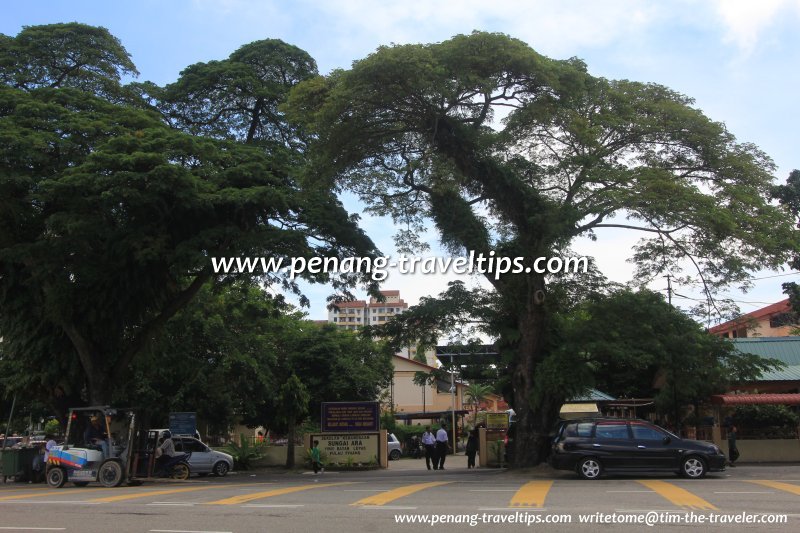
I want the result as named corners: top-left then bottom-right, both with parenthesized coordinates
top-left (713, 0), bottom-right (800, 53)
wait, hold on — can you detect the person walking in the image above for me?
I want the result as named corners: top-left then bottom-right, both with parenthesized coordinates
top-left (311, 440), bottom-right (322, 474)
top-left (727, 424), bottom-right (739, 466)
top-left (421, 427), bottom-right (436, 470)
top-left (435, 423), bottom-right (449, 470)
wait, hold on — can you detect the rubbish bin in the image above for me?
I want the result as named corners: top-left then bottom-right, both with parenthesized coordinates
top-left (1, 448), bottom-right (39, 482)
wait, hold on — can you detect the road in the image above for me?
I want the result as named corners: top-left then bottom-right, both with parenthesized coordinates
top-left (0, 458), bottom-right (798, 532)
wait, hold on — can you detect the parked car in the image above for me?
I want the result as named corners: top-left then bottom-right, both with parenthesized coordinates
top-left (172, 436), bottom-right (233, 477)
top-left (550, 418), bottom-right (726, 480)
top-left (387, 433), bottom-right (402, 460)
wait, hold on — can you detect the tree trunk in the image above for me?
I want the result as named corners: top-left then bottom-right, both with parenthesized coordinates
top-left (510, 279), bottom-right (563, 467)
top-left (87, 368), bottom-right (113, 406)
top-left (285, 413), bottom-right (296, 468)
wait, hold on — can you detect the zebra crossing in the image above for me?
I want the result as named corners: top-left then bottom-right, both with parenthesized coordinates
top-left (0, 477), bottom-right (797, 511)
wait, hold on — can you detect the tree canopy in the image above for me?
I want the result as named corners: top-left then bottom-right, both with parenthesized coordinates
top-left (288, 31), bottom-right (798, 465)
top-left (0, 24), bottom-right (380, 407)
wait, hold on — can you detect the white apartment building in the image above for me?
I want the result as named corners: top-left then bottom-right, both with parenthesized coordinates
top-left (327, 290), bottom-right (435, 365)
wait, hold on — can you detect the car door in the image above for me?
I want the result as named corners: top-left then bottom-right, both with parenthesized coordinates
top-left (183, 438), bottom-right (212, 472)
top-left (629, 422), bottom-right (677, 470)
top-left (592, 421), bottom-right (636, 470)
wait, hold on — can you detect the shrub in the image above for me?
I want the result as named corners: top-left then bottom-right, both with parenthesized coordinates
top-left (734, 405), bottom-right (799, 428)
top-left (221, 433), bottom-right (265, 470)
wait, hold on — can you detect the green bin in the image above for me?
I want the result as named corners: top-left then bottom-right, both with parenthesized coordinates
top-left (1, 448), bottom-right (40, 482)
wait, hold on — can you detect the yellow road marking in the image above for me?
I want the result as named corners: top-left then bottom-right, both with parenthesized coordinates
top-left (207, 482), bottom-right (354, 505)
top-left (748, 480), bottom-right (800, 496)
top-left (352, 482), bottom-right (451, 506)
top-left (509, 480), bottom-right (553, 508)
top-left (637, 480), bottom-right (717, 510)
top-left (88, 484), bottom-right (245, 503)
top-left (0, 490), bottom-right (83, 501)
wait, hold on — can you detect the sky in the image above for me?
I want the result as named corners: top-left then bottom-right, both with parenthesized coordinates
top-left (4, 0), bottom-right (800, 322)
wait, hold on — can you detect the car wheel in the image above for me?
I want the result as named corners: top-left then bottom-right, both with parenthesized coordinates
top-left (681, 456), bottom-right (706, 479)
top-left (98, 460), bottom-right (123, 487)
top-left (47, 467), bottom-right (67, 488)
top-left (389, 449), bottom-right (401, 461)
top-left (212, 461), bottom-right (229, 477)
top-left (171, 463), bottom-right (190, 480)
top-left (73, 481), bottom-right (90, 487)
top-left (577, 457), bottom-right (602, 480)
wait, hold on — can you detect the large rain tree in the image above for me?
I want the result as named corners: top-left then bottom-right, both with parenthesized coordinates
top-left (0, 24), bottom-right (380, 407)
top-left (288, 32), bottom-right (798, 466)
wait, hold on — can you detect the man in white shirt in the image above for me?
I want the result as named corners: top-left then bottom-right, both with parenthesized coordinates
top-left (421, 426), bottom-right (436, 470)
top-left (435, 423), bottom-right (449, 470)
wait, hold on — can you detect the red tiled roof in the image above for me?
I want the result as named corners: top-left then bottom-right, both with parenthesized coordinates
top-left (710, 393), bottom-right (800, 405)
top-left (709, 299), bottom-right (791, 333)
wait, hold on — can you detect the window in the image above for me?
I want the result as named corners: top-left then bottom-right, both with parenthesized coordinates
top-left (594, 422), bottom-right (630, 440)
top-left (182, 438), bottom-right (208, 453)
top-left (630, 424), bottom-right (665, 441)
top-left (770, 312), bottom-right (798, 328)
top-left (564, 422), bottom-right (593, 438)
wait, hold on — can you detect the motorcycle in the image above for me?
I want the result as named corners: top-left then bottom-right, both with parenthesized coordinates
top-left (154, 452), bottom-right (192, 480)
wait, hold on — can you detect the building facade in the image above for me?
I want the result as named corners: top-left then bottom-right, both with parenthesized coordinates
top-left (327, 290), bottom-right (435, 365)
top-left (709, 299), bottom-right (797, 338)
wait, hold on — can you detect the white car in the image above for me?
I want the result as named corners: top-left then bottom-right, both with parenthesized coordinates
top-left (388, 433), bottom-right (402, 460)
top-left (172, 436), bottom-right (233, 477)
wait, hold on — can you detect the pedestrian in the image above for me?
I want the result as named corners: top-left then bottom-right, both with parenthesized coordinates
top-left (421, 426), bottom-right (436, 470)
top-left (435, 423), bottom-right (449, 470)
top-left (44, 434), bottom-right (56, 463)
top-left (466, 429), bottom-right (477, 469)
top-left (727, 424), bottom-right (739, 467)
top-left (311, 440), bottom-right (322, 474)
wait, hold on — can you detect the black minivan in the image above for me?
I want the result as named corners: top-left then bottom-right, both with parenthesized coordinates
top-left (550, 418), bottom-right (726, 479)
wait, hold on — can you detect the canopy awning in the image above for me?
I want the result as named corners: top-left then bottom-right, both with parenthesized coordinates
top-left (559, 402), bottom-right (599, 414)
top-left (710, 393), bottom-right (800, 406)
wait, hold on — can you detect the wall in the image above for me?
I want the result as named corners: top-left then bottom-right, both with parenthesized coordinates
top-left (731, 439), bottom-right (800, 462)
top-left (254, 446), bottom-right (307, 466)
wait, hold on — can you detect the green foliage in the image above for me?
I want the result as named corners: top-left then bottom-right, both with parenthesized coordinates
top-left (734, 405), bottom-right (800, 428)
top-left (392, 424), bottom-right (428, 444)
top-left (0, 23), bottom-right (138, 96)
top-left (221, 433), bottom-right (265, 470)
top-left (0, 24), bottom-right (381, 408)
top-left (560, 289), bottom-right (784, 421)
top-left (43, 419), bottom-right (60, 436)
top-left (380, 412), bottom-right (396, 432)
top-left (772, 169), bottom-right (800, 312)
top-left (288, 31), bottom-right (798, 466)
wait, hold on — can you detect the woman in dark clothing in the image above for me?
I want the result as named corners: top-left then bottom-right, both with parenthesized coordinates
top-left (466, 429), bottom-right (478, 468)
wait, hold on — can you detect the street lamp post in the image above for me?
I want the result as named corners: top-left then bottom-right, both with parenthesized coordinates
top-left (450, 368), bottom-right (456, 452)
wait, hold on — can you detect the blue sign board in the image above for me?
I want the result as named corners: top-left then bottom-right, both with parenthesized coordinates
top-left (169, 412), bottom-right (197, 436)
top-left (321, 402), bottom-right (379, 432)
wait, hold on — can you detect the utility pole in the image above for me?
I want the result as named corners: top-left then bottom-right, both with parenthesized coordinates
top-left (664, 273), bottom-right (673, 306)
top-left (664, 274), bottom-right (680, 433)
top-left (450, 367), bottom-right (456, 454)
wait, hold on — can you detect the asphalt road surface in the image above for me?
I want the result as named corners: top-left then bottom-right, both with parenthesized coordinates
top-left (1, 458), bottom-right (798, 532)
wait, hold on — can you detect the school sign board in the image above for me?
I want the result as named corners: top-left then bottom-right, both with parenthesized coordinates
top-left (486, 412), bottom-right (510, 429)
top-left (169, 412), bottom-right (197, 436)
top-left (310, 433), bottom-right (381, 464)
top-left (321, 401), bottom-right (379, 432)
